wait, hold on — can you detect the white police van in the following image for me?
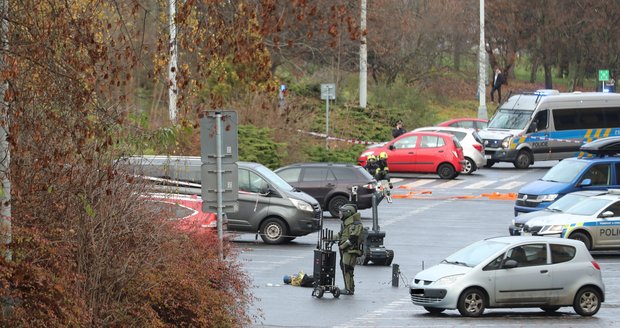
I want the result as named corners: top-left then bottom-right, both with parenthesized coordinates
top-left (479, 90), bottom-right (620, 169)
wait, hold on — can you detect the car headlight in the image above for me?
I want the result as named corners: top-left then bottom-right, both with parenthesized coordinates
top-left (433, 274), bottom-right (464, 286)
top-left (290, 198), bottom-right (313, 212)
top-left (360, 151), bottom-right (375, 158)
top-left (501, 137), bottom-right (511, 148)
top-left (540, 224), bottom-right (564, 234)
top-left (538, 194), bottom-right (558, 202)
top-left (511, 219), bottom-right (516, 226)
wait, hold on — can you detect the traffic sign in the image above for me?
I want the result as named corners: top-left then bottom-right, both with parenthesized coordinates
top-left (200, 111), bottom-right (238, 164)
top-left (320, 83), bottom-right (336, 100)
top-left (599, 70), bottom-right (610, 81)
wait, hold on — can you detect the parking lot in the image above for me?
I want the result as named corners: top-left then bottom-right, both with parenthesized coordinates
top-left (234, 161), bottom-right (620, 327)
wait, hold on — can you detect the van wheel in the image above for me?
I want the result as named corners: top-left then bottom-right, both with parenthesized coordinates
top-left (328, 195), bottom-right (349, 218)
top-left (462, 157), bottom-right (476, 174)
top-left (569, 231), bottom-right (592, 250)
top-left (513, 150), bottom-right (532, 169)
top-left (437, 163), bottom-right (456, 179)
top-left (260, 218), bottom-right (289, 244)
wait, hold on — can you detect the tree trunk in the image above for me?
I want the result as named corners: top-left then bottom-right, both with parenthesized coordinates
top-left (529, 58), bottom-right (539, 83)
top-left (0, 0), bottom-right (11, 261)
top-left (543, 63), bottom-right (553, 89)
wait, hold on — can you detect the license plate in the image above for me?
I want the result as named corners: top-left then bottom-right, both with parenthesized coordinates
top-left (484, 155), bottom-right (492, 159)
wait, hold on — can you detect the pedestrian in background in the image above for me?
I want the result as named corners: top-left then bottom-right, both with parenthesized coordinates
top-left (392, 120), bottom-right (405, 139)
top-left (490, 67), bottom-right (505, 103)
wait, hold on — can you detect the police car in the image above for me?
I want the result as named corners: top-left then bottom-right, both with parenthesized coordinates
top-left (521, 189), bottom-right (620, 251)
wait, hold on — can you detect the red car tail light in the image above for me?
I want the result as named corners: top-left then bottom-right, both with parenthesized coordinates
top-left (591, 261), bottom-right (601, 270)
top-left (473, 143), bottom-right (483, 152)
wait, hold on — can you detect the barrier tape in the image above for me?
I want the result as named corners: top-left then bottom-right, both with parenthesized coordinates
top-left (296, 129), bottom-right (381, 145)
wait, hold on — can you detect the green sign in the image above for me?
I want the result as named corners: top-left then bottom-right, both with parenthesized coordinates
top-left (599, 69), bottom-right (610, 81)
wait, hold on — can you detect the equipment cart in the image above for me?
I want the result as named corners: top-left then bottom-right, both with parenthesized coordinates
top-left (312, 227), bottom-right (341, 299)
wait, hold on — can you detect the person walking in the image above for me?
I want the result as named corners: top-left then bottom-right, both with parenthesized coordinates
top-left (490, 67), bottom-right (505, 103)
top-left (336, 204), bottom-right (364, 295)
top-left (392, 120), bottom-right (406, 139)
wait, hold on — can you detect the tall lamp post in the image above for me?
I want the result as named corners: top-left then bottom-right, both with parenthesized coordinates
top-left (477, 0), bottom-right (488, 120)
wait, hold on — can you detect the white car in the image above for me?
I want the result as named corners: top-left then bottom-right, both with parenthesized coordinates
top-left (410, 236), bottom-right (604, 317)
top-left (414, 126), bottom-right (486, 174)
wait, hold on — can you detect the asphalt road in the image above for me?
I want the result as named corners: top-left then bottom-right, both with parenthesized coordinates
top-left (234, 161), bottom-right (620, 327)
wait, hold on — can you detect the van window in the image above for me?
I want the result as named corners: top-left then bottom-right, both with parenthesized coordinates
top-left (554, 108), bottom-right (605, 130)
top-left (529, 109), bottom-right (548, 133)
top-left (579, 163), bottom-right (610, 185)
top-left (488, 109), bottom-right (532, 130)
top-left (239, 169), bottom-right (269, 193)
top-left (603, 107), bottom-right (620, 127)
top-left (420, 136), bottom-right (445, 148)
top-left (616, 163), bottom-right (620, 184)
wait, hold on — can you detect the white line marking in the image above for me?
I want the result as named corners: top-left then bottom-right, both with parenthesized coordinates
top-left (402, 179), bottom-right (434, 188)
top-left (464, 180), bottom-right (496, 189)
top-left (435, 180), bottom-right (466, 188)
top-left (496, 181), bottom-right (526, 190)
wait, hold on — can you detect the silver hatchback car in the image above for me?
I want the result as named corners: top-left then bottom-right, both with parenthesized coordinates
top-left (410, 236), bottom-right (604, 317)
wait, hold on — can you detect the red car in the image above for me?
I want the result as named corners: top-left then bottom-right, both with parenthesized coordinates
top-left (358, 131), bottom-right (465, 179)
top-left (436, 118), bottom-right (488, 131)
top-left (144, 193), bottom-right (223, 233)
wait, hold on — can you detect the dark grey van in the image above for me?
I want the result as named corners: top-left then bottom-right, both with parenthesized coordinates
top-left (118, 156), bottom-right (321, 244)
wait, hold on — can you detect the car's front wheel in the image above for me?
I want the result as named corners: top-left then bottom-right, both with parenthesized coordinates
top-left (513, 150), bottom-right (532, 169)
top-left (461, 157), bottom-right (477, 175)
top-left (457, 288), bottom-right (486, 317)
top-left (437, 163), bottom-right (457, 179)
top-left (568, 231), bottom-right (592, 250)
top-left (260, 217), bottom-right (289, 244)
top-left (328, 195), bottom-right (349, 218)
top-left (573, 287), bottom-right (602, 316)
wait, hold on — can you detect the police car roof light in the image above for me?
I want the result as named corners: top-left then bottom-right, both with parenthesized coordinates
top-left (607, 189), bottom-right (620, 195)
top-left (534, 89), bottom-right (560, 96)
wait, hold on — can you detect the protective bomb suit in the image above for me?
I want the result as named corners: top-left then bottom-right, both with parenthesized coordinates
top-left (336, 204), bottom-right (364, 295)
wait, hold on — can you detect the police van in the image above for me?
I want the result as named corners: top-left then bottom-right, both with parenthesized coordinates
top-left (479, 90), bottom-right (620, 168)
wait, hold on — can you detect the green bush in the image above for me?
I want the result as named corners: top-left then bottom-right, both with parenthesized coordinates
top-left (304, 144), bottom-right (365, 164)
top-left (238, 125), bottom-right (287, 170)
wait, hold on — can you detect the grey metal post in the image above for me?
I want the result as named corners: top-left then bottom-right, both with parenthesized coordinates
top-left (477, 0), bottom-right (487, 120)
top-left (216, 112), bottom-right (224, 260)
top-left (392, 263), bottom-right (399, 287)
top-left (372, 192), bottom-right (380, 232)
top-left (325, 88), bottom-right (330, 149)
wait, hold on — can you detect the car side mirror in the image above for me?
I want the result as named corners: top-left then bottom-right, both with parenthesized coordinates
top-left (503, 259), bottom-right (519, 269)
top-left (388, 144), bottom-right (395, 150)
top-left (579, 178), bottom-right (592, 187)
top-left (601, 210), bottom-right (614, 218)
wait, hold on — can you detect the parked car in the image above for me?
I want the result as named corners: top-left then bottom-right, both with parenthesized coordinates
top-left (409, 236), bottom-right (604, 317)
top-left (274, 163), bottom-right (377, 218)
top-left (509, 190), bottom-right (607, 235)
top-left (118, 156), bottom-right (322, 244)
top-left (414, 126), bottom-right (486, 174)
top-left (437, 118), bottom-right (488, 130)
top-left (144, 192), bottom-right (221, 233)
top-left (358, 131), bottom-right (465, 179)
top-left (521, 189), bottom-right (620, 251)
top-left (514, 137), bottom-right (620, 215)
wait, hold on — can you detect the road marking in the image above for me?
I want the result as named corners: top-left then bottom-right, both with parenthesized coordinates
top-left (391, 178), bottom-right (404, 183)
top-left (496, 181), bottom-right (526, 190)
top-left (435, 180), bottom-right (465, 188)
top-left (401, 179), bottom-right (434, 188)
top-left (464, 180), bottom-right (496, 189)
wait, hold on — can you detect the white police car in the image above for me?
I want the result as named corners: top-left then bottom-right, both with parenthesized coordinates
top-left (521, 189), bottom-right (620, 251)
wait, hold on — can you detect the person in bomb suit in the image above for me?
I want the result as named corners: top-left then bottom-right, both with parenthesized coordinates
top-left (336, 204), bottom-right (364, 295)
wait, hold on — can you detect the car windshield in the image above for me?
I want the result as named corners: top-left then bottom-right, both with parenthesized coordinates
top-left (541, 160), bottom-right (589, 183)
top-left (442, 240), bottom-right (509, 267)
top-left (488, 110), bottom-right (532, 130)
top-left (564, 197), bottom-right (611, 216)
top-left (255, 165), bottom-right (295, 192)
top-left (547, 194), bottom-right (589, 212)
